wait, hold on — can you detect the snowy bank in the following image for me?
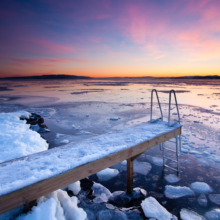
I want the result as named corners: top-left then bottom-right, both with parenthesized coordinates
top-left (0, 111), bottom-right (48, 163)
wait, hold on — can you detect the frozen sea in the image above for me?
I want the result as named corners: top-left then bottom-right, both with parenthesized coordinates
top-left (1, 77), bottom-right (220, 219)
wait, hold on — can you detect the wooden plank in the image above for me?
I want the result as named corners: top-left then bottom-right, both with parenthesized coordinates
top-left (126, 158), bottom-right (134, 194)
top-left (0, 126), bottom-right (181, 214)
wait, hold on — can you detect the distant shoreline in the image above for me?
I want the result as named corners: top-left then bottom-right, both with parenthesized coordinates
top-left (0, 74), bottom-right (220, 80)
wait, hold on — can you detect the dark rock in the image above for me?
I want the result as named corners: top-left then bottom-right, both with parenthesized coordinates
top-left (80, 178), bottom-right (94, 191)
top-left (108, 188), bottom-right (147, 208)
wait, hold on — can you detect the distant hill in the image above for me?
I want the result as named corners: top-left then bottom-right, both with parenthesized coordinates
top-left (173, 75), bottom-right (220, 79)
top-left (0, 74), bottom-right (91, 80)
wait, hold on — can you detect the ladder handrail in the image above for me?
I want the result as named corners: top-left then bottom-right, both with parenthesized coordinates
top-left (168, 90), bottom-right (180, 127)
top-left (150, 89), bottom-right (163, 123)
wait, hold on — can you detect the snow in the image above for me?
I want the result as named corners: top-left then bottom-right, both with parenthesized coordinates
top-left (68, 181), bottom-right (81, 195)
top-left (36, 189), bottom-right (86, 220)
top-left (0, 111), bottom-right (48, 163)
top-left (96, 168), bottom-right (119, 181)
top-left (0, 120), bottom-right (180, 196)
top-left (17, 198), bottom-right (57, 220)
top-left (92, 182), bottom-right (112, 203)
top-left (190, 182), bottom-right (213, 194)
top-left (141, 197), bottom-right (172, 220)
top-left (164, 185), bottom-right (194, 199)
top-left (205, 209), bottom-right (220, 220)
top-left (165, 174), bottom-right (180, 183)
top-left (180, 208), bottom-right (205, 220)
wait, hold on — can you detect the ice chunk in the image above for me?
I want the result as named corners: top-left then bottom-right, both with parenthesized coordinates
top-left (109, 117), bottom-right (120, 121)
top-left (189, 150), bottom-right (200, 154)
top-left (209, 155), bottom-right (220, 163)
top-left (205, 209), bottom-right (220, 220)
top-left (181, 148), bottom-right (189, 153)
top-left (180, 208), bottom-right (205, 220)
top-left (141, 197), bottom-right (172, 220)
top-left (165, 174), bottom-right (180, 183)
top-left (190, 182), bottom-right (213, 194)
top-left (68, 181), bottom-right (81, 195)
top-left (121, 160), bottom-right (127, 165)
top-left (164, 185), bottom-right (194, 199)
top-left (17, 198), bottom-right (57, 220)
top-left (152, 157), bottom-right (163, 166)
top-left (197, 159), bottom-right (209, 167)
top-left (197, 194), bottom-right (208, 207)
top-left (92, 182), bottom-right (112, 203)
top-left (112, 160), bottom-right (151, 175)
top-left (208, 194), bottom-right (220, 205)
top-left (60, 139), bottom-right (69, 144)
top-left (96, 168), bottom-right (119, 181)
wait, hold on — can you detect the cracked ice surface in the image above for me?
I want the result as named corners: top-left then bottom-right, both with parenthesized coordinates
top-left (0, 121), bottom-right (181, 196)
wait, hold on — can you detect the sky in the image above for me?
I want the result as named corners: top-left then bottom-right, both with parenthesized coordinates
top-left (0, 0), bottom-right (220, 78)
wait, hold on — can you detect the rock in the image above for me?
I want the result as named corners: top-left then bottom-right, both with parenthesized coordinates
top-left (197, 194), bottom-right (208, 207)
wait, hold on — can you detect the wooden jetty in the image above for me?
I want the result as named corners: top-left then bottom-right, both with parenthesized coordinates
top-left (0, 121), bottom-right (181, 214)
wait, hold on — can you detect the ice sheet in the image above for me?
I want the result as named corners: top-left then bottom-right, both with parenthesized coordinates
top-left (0, 121), bottom-right (181, 196)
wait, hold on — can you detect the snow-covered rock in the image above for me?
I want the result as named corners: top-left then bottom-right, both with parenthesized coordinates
top-left (151, 157), bottom-right (163, 166)
top-left (197, 194), bottom-right (208, 207)
top-left (190, 182), bottom-right (213, 194)
top-left (68, 181), bottom-right (81, 195)
top-left (92, 182), bottom-right (112, 203)
top-left (141, 197), bottom-right (172, 220)
top-left (164, 185), bottom-right (194, 199)
top-left (96, 168), bottom-right (119, 181)
top-left (180, 208), bottom-right (205, 220)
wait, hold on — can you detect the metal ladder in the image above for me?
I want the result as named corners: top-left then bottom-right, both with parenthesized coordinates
top-left (161, 90), bottom-right (181, 173)
top-left (149, 89), bottom-right (163, 123)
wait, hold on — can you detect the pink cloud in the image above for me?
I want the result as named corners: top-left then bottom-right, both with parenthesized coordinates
top-left (0, 56), bottom-right (90, 67)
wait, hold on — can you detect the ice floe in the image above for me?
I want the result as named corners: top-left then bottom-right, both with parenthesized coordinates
top-left (180, 208), bottom-right (205, 220)
top-left (60, 139), bottom-right (69, 144)
top-left (141, 197), bottom-right (172, 220)
top-left (165, 174), bottom-right (180, 183)
top-left (205, 209), bottom-right (220, 220)
top-left (208, 194), bottom-right (220, 205)
top-left (96, 168), bottom-right (119, 181)
top-left (190, 182), bottom-right (213, 194)
top-left (164, 185), bottom-right (194, 199)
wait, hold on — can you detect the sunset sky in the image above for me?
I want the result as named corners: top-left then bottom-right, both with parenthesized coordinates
top-left (0, 0), bottom-right (220, 78)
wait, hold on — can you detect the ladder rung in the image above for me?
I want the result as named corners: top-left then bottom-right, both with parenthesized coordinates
top-left (163, 147), bottom-right (176, 153)
top-left (164, 156), bottom-right (177, 163)
top-left (164, 164), bottom-right (178, 172)
top-left (149, 117), bottom-right (162, 123)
